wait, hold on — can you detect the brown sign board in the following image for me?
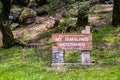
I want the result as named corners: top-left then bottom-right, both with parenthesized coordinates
top-left (50, 34), bottom-right (92, 50)
top-left (50, 34), bottom-right (92, 42)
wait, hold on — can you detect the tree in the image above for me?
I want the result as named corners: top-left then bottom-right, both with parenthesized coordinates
top-left (0, 0), bottom-right (14, 48)
top-left (76, 0), bottom-right (99, 27)
top-left (76, 5), bottom-right (89, 27)
top-left (112, 0), bottom-right (120, 27)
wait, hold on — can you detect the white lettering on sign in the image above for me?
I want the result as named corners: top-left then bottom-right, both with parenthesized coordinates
top-left (58, 42), bottom-right (85, 47)
top-left (65, 37), bottom-right (88, 41)
top-left (50, 34), bottom-right (92, 42)
top-left (55, 38), bottom-right (61, 42)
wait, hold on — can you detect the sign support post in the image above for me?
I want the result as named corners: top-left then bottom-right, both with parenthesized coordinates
top-left (81, 26), bottom-right (91, 65)
top-left (51, 50), bottom-right (64, 66)
top-left (81, 50), bottom-right (90, 64)
top-left (52, 50), bottom-right (64, 63)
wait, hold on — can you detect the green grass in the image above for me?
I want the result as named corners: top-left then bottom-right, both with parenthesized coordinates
top-left (1, 26), bottom-right (120, 80)
top-left (91, 26), bottom-right (120, 65)
top-left (0, 48), bottom-right (120, 80)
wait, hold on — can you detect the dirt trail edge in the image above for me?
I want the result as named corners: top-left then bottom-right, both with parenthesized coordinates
top-left (0, 16), bottom-right (56, 47)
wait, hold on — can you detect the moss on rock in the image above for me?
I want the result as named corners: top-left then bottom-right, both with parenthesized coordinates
top-left (19, 8), bottom-right (36, 25)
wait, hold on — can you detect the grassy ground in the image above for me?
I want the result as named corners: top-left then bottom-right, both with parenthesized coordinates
top-left (0, 3), bottom-right (120, 80)
top-left (0, 26), bottom-right (120, 80)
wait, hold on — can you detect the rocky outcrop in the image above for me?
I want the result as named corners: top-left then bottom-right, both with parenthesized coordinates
top-left (19, 8), bottom-right (36, 25)
top-left (9, 7), bottom-right (22, 23)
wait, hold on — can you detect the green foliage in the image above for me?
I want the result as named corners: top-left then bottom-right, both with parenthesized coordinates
top-left (0, 47), bottom-right (120, 80)
top-left (66, 2), bottom-right (80, 17)
top-left (66, 0), bottom-right (99, 17)
top-left (65, 50), bottom-right (81, 62)
top-left (0, 46), bottom-right (120, 80)
top-left (92, 26), bottom-right (120, 65)
top-left (48, 0), bottom-right (65, 15)
top-left (49, 0), bottom-right (61, 10)
top-left (59, 0), bottom-right (100, 30)
top-left (63, 17), bottom-right (77, 26)
top-left (103, 30), bottom-right (120, 44)
top-left (36, 5), bottom-right (50, 16)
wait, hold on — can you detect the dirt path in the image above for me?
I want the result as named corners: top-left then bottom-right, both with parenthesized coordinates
top-left (0, 5), bottom-right (66, 48)
top-left (0, 16), bottom-right (56, 47)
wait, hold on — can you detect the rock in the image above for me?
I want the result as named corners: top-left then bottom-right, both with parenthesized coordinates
top-left (19, 8), bottom-right (36, 25)
top-left (36, 5), bottom-right (49, 16)
top-left (10, 23), bottom-right (19, 30)
top-left (46, 17), bottom-right (60, 29)
top-left (9, 7), bottom-right (22, 23)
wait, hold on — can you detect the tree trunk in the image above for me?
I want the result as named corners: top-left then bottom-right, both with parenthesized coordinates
top-left (76, 10), bottom-right (88, 27)
top-left (0, 0), bottom-right (14, 48)
top-left (112, 0), bottom-right (120, 27)
top-left (76, 0), bottom-right (99, 28)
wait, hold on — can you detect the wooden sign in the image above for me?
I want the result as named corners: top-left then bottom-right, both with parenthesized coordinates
top-left (50, 34), bottom-right (92, 50)
top-left (51, 26), bottom-right (93, 66)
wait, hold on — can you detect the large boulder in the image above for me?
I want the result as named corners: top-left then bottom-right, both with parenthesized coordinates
top-left (19, 8), bottom-right (36, 25)
top-left (9, 7), bottom-right (23, 23)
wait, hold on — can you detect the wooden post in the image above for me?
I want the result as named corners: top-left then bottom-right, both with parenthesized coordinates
top-left (81, 50), bottom-right (90, 64)
top-left (81, 26), bottom-right (91, 65)
top-left (51, 50), bottom-right (64, 66)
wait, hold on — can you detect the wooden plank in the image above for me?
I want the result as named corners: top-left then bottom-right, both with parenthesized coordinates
top-left (50, 34), bottom-right (92, 42)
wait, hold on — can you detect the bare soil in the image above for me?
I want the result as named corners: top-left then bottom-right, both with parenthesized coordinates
top-left (0, 16), bottom-right (55, 47)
